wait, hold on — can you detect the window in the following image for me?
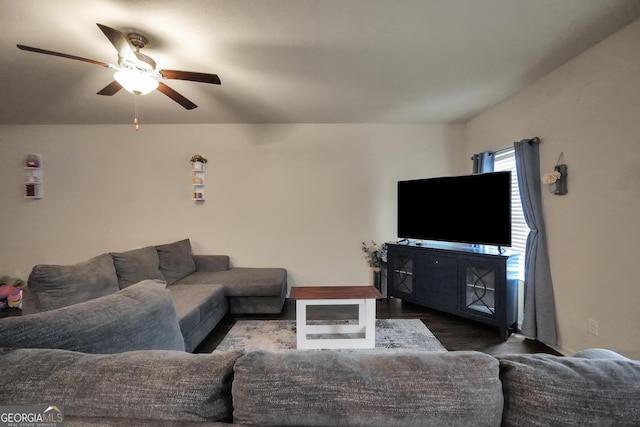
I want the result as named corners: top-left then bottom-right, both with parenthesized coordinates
top-left (494, 147), bottom-right (530, 281)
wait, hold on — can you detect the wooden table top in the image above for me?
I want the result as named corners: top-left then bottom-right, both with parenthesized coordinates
top-left (289, 285), bottom-right (383, 300)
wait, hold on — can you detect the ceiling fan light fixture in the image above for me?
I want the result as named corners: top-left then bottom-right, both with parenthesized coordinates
top-left (114, 70), bottom-right (158, 95)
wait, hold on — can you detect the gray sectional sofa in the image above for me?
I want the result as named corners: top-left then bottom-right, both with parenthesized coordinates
top-left (21, 238), bottom-right (287, 352)
top-left (1, 276), bottom-right (639, 426)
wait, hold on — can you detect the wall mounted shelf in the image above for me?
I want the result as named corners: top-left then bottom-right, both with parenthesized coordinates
top-left (191, 162), bottom-right (206, 201)
top-left (24, 153), bottom-right (43, 199)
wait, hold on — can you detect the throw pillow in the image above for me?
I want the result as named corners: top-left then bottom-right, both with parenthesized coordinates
top-left (0, 347), bottom-right (242, 423)
top-left (111, 246), bottom-right (165, 289)
top-left (24, 253), bottom-right (119, 314)
top-left (498, 353), bottom-right (640, 426)
top-left (0, 280), bottom-right (185, 353)
top-left (155, 238), bottom-right (196, 285)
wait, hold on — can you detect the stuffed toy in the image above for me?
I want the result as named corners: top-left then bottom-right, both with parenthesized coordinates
top-left (0, 276), bottom-right (24, 310)
top-left (0, 286), bottom-right (10, 309)
top-left (7, 288), bottom-right (22, 309)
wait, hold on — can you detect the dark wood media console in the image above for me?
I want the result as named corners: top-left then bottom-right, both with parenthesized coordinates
top-left (386, 242), bottom-right (519, 340)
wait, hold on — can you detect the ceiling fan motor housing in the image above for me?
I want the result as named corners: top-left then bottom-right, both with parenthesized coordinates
top-left (119, 52), bottom-right (157, 74)
top-left (117, 33), bottom-right (157, 74)
top-left (127, 33), bottom-right (148, 49)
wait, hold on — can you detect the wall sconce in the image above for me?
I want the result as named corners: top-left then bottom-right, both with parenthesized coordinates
top-left (542, 153), bottom-right (567, 195)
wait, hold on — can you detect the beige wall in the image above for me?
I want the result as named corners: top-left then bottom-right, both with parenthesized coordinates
top-left (466, 19), bottom-right (640, 358)
top-left (0, 123), bottom-right (464, 288)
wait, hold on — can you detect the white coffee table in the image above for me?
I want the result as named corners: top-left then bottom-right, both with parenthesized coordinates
top-left (289, 285), bottom-right (382, 349)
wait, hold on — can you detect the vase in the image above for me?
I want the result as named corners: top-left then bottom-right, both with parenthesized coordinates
top-left (550, 164), bottom-right (567, 195)
top-left (192, 162), bottom-right (204, 171)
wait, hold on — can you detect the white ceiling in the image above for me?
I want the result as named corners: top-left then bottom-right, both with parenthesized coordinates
top-left (2, 0), bottom-right (639, 125)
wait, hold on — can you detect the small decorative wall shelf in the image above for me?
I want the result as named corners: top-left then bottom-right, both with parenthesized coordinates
top-left (24, 153), bottom-right (43, 199)
top-left (190, 154), bottom-right (207, 201)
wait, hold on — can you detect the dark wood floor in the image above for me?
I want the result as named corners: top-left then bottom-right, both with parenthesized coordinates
top-left (194, 298), bottom-right (561, 355)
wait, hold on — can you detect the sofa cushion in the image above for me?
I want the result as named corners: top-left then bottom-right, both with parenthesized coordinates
top-left (572, 347), bottom-right (631, 360)
top-left (0, 280), bottom-right (185, 353)
top-left (167, 284), bottom-right (226, 339)
top-left (64, 418), bottom-right (231, 427)
top-left (229, 294), bottom-right (286, 314)
top-left (498, 353), bottom-right (640, 426)
top-left (0, 347), bottom-right (242, 423)
top-left (156, 239), bottom-right (197, 285)
top-left (111, 246), bottom-right (165, 289)
top-left (24, 253), bottom-right (119, 314)
top-left (193, 254), bottom-right (230, 272)
top-left (176, 268), bottom-right (286, 297)
top-left (232, 350), bottom-right (503, 427)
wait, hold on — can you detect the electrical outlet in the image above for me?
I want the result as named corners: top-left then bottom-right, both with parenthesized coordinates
top-left (588, 318), bottom-right (599, 336)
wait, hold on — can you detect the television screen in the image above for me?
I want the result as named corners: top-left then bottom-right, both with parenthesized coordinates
top-left (397, 171), bottom-right (512, 247)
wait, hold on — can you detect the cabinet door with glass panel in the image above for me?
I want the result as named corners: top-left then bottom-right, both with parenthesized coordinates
top-left (387, 248), bottom-right (416, 300)
top-left (457, 255), bottom-right (518, 340)
top-left (458, 257), bottom-right (504, 320)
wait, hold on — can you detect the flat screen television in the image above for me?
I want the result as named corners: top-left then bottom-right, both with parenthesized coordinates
top-left (397, 171), bottom-right (512, 247)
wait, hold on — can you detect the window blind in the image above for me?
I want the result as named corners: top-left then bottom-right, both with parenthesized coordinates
top-left (494, 147), bottom-right (529, 280)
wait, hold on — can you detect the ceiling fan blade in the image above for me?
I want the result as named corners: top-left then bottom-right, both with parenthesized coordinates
top-left (97, 81), bottom-right (123, 96)
top-left (17, 44), bottom-right (110, 68)
top-left (96, 23), bottom-right (137, 62)
top-left (160, 70), bottom-right (221, 85)
top-left (157, 82), bottom-right (197, 110)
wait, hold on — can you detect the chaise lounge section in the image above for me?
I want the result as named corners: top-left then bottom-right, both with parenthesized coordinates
top-left (21, 238), bottom-right (287, 352)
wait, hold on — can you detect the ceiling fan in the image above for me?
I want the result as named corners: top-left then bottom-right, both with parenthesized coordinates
top-left (17, 23), bottom-right (221, 111)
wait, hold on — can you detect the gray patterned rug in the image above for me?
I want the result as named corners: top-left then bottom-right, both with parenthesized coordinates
top-left (214, 319), bottom-right (447, 353)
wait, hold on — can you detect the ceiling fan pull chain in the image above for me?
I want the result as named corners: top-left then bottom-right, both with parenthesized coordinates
top-left (134, 96), bottom-right (140, 131)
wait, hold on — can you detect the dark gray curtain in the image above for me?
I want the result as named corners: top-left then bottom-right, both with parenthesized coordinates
top-left (471, 151), bottom-right (495, 173)
top-left (514, 138), bottom-right (557, 346)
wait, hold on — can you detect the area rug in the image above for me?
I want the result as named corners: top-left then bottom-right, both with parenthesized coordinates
top-left (213, 319), bottom-right (447, 353)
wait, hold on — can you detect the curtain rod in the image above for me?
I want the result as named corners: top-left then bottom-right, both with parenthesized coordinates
top-left (471, 137), bottom-right (540, 161)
